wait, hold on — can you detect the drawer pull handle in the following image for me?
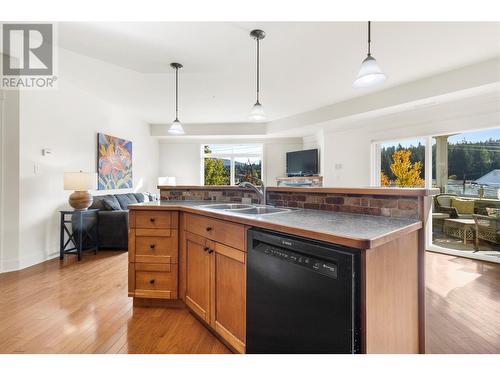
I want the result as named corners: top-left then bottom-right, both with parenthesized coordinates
top-left (208, 249), bottom-right (214, 254)
top-left (204, 247), bottom-right (209, 252)
top-left (150, 244), bottom-right (155, 250)
top-left (206, 227), bottom-right (213, 232)
top-left (150, 279), bottom-right (155, 284)
top-left (150, 218), bottom-right (156, 223)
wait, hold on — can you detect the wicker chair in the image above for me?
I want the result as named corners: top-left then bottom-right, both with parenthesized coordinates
top-left (473, 214), bottom-right (500, 250)
top-left (434, 193), bottom-right (459, 218)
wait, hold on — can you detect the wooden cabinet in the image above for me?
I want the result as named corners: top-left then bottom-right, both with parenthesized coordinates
top-left (129, 210), bottom-right (179, 299)
top-left (182, 213), bottom-right (247, 353)
top-left (129, 209), bottom-right (247, 352)
top-left (130, 262), bottom-right (178, 299)
top-left (185, 232), bottom-right (211, 323)
top-left (212, 242), bottom-right (246, 353)
top-left (185, 213), bottom-right (246, 251)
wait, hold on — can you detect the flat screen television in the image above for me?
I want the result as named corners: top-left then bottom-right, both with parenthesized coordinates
top-left (286, 149), bottom-right (319, 177)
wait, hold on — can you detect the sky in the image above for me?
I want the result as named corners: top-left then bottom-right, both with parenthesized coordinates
top-left (381, 128), bottom-right (500, 148)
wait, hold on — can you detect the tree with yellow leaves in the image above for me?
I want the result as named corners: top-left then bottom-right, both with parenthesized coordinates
top-left (389, 150), bottom-right (425, 187)
top-left (380, 171), bottom-right (391, 186)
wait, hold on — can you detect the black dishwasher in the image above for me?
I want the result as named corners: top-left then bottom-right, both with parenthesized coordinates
top-left (246, 228), bottom-right (361, 354)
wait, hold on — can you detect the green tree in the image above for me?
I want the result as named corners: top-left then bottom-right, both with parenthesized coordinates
top-left (204, 158), bottom-right (230, 185)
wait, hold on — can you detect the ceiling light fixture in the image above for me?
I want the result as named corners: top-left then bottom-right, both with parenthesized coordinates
top-left (353, 21), bottom-right (387, 89)
top-left (249, 29), bottom-right (267, 122)
top-left (168, 62), bottom-right (185, 135)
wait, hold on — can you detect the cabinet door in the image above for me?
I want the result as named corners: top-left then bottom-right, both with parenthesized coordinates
top-left (185, 232), bottom-right (211, 323)
top-left (212, 242), bottom-right (246, 353)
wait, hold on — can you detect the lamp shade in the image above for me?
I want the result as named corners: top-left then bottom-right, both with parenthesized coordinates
top-left (353, 55), bottom-right (386, 88)
top-left (168, 119), bottom-right (185, 135)
top-left (64, 172), bottom-right (97, 191)
top-left (248, 102), bottom-right (266, 122)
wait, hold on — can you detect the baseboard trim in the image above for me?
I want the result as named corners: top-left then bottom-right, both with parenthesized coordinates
top-left (1, 251), bottom-right (59, 273)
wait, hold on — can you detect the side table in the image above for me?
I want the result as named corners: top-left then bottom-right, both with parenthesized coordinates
top-left (60, 209), bottom-right (99, 261)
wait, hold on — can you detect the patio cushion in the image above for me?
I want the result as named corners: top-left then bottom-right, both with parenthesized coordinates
top-left (486, 207), bottom-right (500, 217)
top-left (451, 198), bottom-right (474, 215)
top-left (436, 195), bottom-right (453, 207)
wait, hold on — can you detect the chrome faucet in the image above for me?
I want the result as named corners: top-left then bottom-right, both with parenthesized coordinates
top-left (239, 180), bottom-right (266, 206)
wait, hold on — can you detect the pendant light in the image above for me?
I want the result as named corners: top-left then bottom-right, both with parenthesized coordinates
top-left (168, 62), bottom-right (185, 135)
top-left (249, 29), bottom-right (267, 122)
top-left (353, 21), bottom-right (386, 89)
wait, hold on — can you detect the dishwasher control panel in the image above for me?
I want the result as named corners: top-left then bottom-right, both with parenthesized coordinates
top-left (260, 245), bottom-right (338, 279)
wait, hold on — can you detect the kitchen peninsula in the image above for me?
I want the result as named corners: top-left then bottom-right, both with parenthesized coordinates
top-left (128, 186), bottom-right (437, 354)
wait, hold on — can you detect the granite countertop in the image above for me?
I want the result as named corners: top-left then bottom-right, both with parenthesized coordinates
top-left (129, 201), bottom-right (422, 249)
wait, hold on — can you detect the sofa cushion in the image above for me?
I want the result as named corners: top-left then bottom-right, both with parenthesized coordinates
top-left (133, 193), bottom-right (148, 203)
top-left (116, 193), bottom-right (139, 210)
top-left (102, 196), bottom-right (122, 211)
top-left (91, 194), bottom-right (120, 211)
top-left (451, 198), bottom-right (474, 215)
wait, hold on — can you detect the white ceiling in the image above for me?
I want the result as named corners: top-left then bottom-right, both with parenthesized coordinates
top-left (57, 22), bottom-right (500, 124)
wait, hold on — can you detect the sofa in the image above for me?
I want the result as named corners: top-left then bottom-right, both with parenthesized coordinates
top-left (75, 192), bottom-right (156, 250)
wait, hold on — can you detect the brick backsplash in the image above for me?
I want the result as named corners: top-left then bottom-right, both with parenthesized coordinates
top-left (160, 189), bottom-right (261, 204)
top-left (160, 188), bottom-right (420, 219)
top-left (266, 192), bottom-right (419, 219)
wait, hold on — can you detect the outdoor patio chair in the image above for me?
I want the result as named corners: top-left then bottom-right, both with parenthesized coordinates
top-left (434, 193), bottom-right (459, 218)
top-left (473, 214), bottom-right (500, 250)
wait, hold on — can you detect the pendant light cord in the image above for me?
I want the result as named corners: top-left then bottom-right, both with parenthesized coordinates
top-left (367, 21), bottom-right (371, 56)
top-left (256, 38), bottom-right (260, 103)
top-left (175, 67), bottom-right (179, 121)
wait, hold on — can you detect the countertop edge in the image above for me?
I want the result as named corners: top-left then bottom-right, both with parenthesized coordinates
top-left (129, 203), bottom-right (423, 250)
top-left (157, 185), bottom-right (439, 197)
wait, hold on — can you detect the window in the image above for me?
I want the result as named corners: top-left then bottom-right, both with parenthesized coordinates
top-left (431, 129), bottom-right (500, 261)
top-left (203, 144), bottom-right (263, 186)
top-left (378, 139), bottom-right (426, 187)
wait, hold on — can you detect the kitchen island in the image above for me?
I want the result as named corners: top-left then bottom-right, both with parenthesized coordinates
top-left (128, 187), bottom-right (437, 354)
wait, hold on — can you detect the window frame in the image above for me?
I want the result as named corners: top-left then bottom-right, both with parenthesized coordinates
top-left (202, 144), bottom-right (264, 186)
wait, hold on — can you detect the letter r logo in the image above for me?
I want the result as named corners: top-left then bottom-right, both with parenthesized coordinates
top-left (2, 24), bottom-right (53, 76)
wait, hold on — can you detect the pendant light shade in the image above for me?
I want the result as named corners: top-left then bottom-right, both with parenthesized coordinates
top-left (168, 62), bottom-right (185, 135)
top-left (249, 102), bottom-right (266, 122)
top-left (168, 119), bottom-right (184, 135)
top-left (353, 22), bottom-right (386, 89)
top-left (249, 29), bottom-right (267, 122)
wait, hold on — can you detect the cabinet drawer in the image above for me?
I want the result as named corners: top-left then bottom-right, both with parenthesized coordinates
top-left (185, 213), bottom-right (246, 251)
top-left (132, 263), bottom-right (178, 299)
top-left (135, 211), bottom-right (176, 229)
top-left (135, 231), bottom-right (178, 264)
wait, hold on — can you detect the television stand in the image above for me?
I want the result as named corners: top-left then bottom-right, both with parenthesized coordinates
top-left (276, 175), bottom-right (323, 187)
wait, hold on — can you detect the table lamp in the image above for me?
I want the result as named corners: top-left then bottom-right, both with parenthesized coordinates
top-left (64, 171), bottom-right (97, 210)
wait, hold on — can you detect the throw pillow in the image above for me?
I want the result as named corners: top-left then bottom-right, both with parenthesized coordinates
top-left (102, 197), bottom-right (121, 211)
top-left (451, 198), bottom-right (474, 215)
top-left (486, 207), bottom-right (500, 217)
top-left (116, 193), bottom-right (139, 210)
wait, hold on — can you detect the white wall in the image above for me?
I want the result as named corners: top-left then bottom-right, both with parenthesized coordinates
top-left (264, 141), bottom-right (303, 186)
top-left (158, 138), bottom-right (303, 187)
top-left (321, 103), bottom-right (500, 187)
top-left (0, 89), bottom-right (21, 272)
top-left (8, 49), bottom-right (160, 271)
top-left (159, 142), bottom-right (202, 185)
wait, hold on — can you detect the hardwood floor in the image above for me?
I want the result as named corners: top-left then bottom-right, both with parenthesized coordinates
top-left (0, 251), bottom-right (229, 354)
top-left (0, 250), bottom-right (498, 353)
top-left (426, 251), bottom-right (500, 353)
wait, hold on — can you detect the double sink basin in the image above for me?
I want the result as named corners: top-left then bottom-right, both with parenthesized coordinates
top-left (197, 203), bottom-right (292, 216)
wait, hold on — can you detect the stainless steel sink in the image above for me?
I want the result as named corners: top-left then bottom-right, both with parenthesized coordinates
top-left (199, 203), bottom-right (254, 210)
top-left (197, 203), bottom-right (292, 216)
top-left (231, 207), bottom-right (291, 215)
